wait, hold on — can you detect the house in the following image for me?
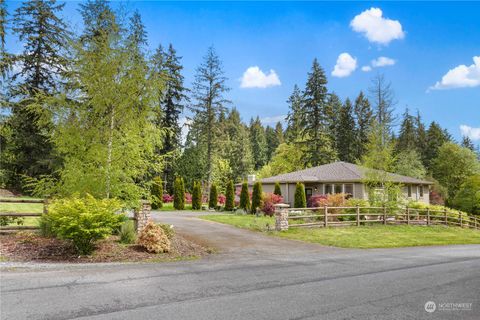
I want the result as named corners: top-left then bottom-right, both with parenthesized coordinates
top-left (250, 161), bottom-right (433, 206)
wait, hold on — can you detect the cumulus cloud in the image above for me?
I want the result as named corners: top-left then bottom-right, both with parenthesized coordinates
top-left (371, 56), bottom-right (396, 67)
top-left (332, 53), bottom-right (358, 78)
top-left (460, 125), bottom-right (480, 141)
top-left (361, 66), bottom-right (372, 72)
top-left (350, 8), bottom-right (405, 45)
top-left (240, 66), bottom-right (281, 88)
top-left (261, 115), bottom-right (287, 125)
top-left (430, 56), bottom-right (480, 90)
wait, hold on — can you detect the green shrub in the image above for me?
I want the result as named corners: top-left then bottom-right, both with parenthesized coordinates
top-left (191, 181), bottom-right (202, 210)
top-left (39, 216), bottom-right (54, 237)
top-left (251, 181), bottom-right (263, 214)
top-left (158, 223), bottom-right (175, 239)
top-left (225, 180), bottom-right (235, 211)
top-left (452, 175), bottom-right (480, 215)
top-left (294, 182), bottom-right (306, 208)
top-left (239, 181), bottom-right (250, 211)
top-left (45, 195), bottom-right (125, 255)
top-left (274, 182), bottom-right (282, 196)
top-left (209, 184), bottom-right (218, 209)
top-left (174, 176), bottom-right (185, 210)
top-left (0, 216), bottom-right (24, 227)
top-left (151, 176), bottom-right (163, 209)
top-left (119, 221), bottom-right (136, 244)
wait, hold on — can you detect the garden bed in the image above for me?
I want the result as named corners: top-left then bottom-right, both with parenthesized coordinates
top-left (0, 232), bottom-right (210, 263)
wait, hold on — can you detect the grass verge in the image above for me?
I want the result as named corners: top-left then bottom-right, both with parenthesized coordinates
top-left (201, 214), bottom-right (480, 248)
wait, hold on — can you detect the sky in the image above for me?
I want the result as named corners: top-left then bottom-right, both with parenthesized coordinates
top-left (4, 1), bottom-right (480, 143)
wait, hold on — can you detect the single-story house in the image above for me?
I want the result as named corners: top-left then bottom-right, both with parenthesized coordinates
top-left (248, 161), bottom-right (433, 206)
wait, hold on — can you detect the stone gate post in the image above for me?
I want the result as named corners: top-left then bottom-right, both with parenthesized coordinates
top-left (134, 200), bottom-right (151, 234)
top-left (274, 203), bottom-right (290, 231)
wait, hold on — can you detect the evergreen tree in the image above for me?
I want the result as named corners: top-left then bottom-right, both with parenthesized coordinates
top-left (265, 125), bottom-right (279, 163)
top-left (336, 98), bottom-right (356, 162)
top-left (396, 108), bottom-right (417, 153)
top-left (209, 183), bottom-right (218, 209)
top-left (274, 182), bottom-right (282, 196)
top-left (151, 176), bottom-right (163, 209)
top-left (249, 116), bottom-right (267, 170)
top-left (294, 182), bottom-right (306, 208)
top-left (251, 181), bottom-right (262, 214)
top-left (368, 74), bottom-right (397, 144)
top-left (414, 111), bottom-right (428, 165)
top-left (394, 150), bottom-right (426, 179)
top-left (353, 91), bottom-right (373, 160)
top-left (285, 85), bottom-right (303, 142)
top-left (461, 136), bottom-right (475, 151)
top-left (0, 0), bottom-right (12, 79)
top-left (300, 59), bottom-right (337, 166)
top-left (174, 176), bottom-right (185, 210)
top-left (225, 180), bottom-right (234, 211)
top-left (239, 181), bottom-right (250, 211)
top-left (424, 122), bottom-right (450, 171)
top-left (275, 122), bottom-right (284, 144)
top-left (325, 92), bottom-right (343, 150)
top-left (191, 181), bottom-right (202, 210)
top-left (190, 46), bottom-right (230, 186)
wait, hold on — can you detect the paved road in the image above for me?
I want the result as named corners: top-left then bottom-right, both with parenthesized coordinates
top-left (1, 211), bottom-right (479, 320)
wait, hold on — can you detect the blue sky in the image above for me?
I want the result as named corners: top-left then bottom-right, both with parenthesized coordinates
top-left (5, 1), bottom-right (480, 143)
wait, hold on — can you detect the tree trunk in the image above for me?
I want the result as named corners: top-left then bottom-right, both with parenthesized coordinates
top-left (106, 106), bottom-right (115, 199)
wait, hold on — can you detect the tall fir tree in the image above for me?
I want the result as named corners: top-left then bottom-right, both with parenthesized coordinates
top-left (265, 125), bottom-right (279, 163)
top-left (424, 122), bottom-right (450, 172)
top-left (336, 98), bottom-right (356, 162)
top-left (414, 110), bottom-right (428, 165)
top-left (353, 91), bottom-right (373, 160)
top-left (249, 116), bottom-right (267, 170)
top-left (325, 92), bottom-right (343, 150)
top-left (461, 136), bottom-right (475, 151)
top-left (300, 59), bottom-right (337, 166)
top-left (189, 46), bottom-right (230, 186)
top-left (368, 74), bottom-right (396, 145)
top-left (285, 85), bottom-right (303, 143)
top-left (274, 122), bottom-right (284, 145)
top-left (396, 108), bottom-right (417, 153)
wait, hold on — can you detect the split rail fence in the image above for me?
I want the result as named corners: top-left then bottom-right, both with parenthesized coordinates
top-left (0, 198), bottom-right (46, 231)
top-left (274, 204), bottom-right (479, 231)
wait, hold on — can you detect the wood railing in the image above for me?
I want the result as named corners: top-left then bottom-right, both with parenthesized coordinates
top-left (274, 205), bottom-right (479, 231)
top-left (0, 198), bottom-right (47, 231)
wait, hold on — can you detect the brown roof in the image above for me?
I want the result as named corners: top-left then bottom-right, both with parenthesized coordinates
top-left (260, 161), bottom-right (433, 185)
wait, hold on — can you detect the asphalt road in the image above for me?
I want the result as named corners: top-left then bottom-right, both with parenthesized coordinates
top-left (1, 212), bottom-right (479, 320)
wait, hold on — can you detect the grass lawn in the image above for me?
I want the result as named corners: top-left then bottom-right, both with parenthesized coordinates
top-left (0, 197), bottom-right (43, 227)
top-left (201, 214), bottom-right (480, 248)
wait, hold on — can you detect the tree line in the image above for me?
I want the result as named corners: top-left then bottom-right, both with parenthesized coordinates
top-left (1, 0), bottom-right (479, 210)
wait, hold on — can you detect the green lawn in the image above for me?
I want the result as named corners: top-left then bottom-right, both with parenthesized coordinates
top-left (201, 214), bottom-right (480, 248)
top-left (0, 197), bottom-right (43, 226)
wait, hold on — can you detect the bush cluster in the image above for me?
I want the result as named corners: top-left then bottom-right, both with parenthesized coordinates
top-left (261, 193), bottom-right (283, 216)
top-left (137, 222), bottom-right (171, 253)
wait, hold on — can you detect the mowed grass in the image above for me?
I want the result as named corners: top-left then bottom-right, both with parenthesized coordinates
top-left (201, 214), bottom-right (480, 248)
top-left (0, 197), bottom-right (43, 226)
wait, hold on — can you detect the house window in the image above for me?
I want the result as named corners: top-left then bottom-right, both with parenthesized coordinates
top-left (334, 184), bottom-right (342, 194)
top-left (325, 184), bottom-right (333, 194)
top-left (407, 185), bottom-right (412, 198)
top-left (344, 184), bottom-right (354, 197)
top-left (305, 188), bottom-right (313, 200)
top-left (419, 185), bottom-right (424, 198)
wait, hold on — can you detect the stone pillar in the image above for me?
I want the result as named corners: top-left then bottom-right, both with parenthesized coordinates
top-left (134, 200), bottom-right (151, 234)
top-left (274, 204), bottom-right (290, 231)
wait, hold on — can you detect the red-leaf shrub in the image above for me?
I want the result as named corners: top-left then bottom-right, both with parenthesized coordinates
top-left (162, 194), bottom-right (174, 203)
top-left (218, 194), bottom-right (226, 205)
top-left (185, 193), bottom-right (192, 204)
top-left (261, 193), bottom-right (284, 216)
top-left (308, 194), bottom-right (327, 207)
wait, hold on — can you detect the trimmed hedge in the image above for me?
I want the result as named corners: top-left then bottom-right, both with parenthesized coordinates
top-left (209, 184), bottom-right (218, 209)
top-left (294, 182), bottom-right (306, 208)
top-left (225, 180), bottom-right (235, 211)
top-left (174, 176), bottom-right (185, 210)
top-left (251, 181), bottom-right (263, 214)
top-left (274, 182), bottom-right (282, 196)
top-left (191, 181), bottom-right (202, 210)
top-left (239, 181), bottom-right (250, 211)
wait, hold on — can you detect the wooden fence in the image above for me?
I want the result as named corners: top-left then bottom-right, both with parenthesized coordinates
top-left (0, 198), bottom-right (47, 231)
top-left (274, 205), bottom-right (479, 231)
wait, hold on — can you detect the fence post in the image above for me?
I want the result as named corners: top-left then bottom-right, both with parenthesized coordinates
top-left (134, 200), bottom-right (151, 234)
top-left (444, 207), bottom-right (448, 226)
top-left (426, 208), bottom-right (430, 226)
top-left (383, 206), bottom-right (387, 225)
top-left (406, 206), bottom-right (410, 225)
top-left (274, 204), bottom-right (290, 231)
top-left (475, 217), bottom-right (478, 230)
top-left (356, 205), bottom-right (360, 227)
top-left (324, 205), bottom-right (328, 227)
top-left (459, 212), bottom-right (462, 228)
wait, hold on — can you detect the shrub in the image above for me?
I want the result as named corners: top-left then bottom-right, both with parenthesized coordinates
top-left (225, 180), bottom-right (235, 211)
top-left (191, 181), bottom-right (202, 210)
top-left (173, 176), bottom-right (185, 210)
top-left (209, 184), bottom-right (218, 209)
top-left (162, 194), bottom-right (174, 203)
top-left (185, 193), bottom-right (192, 204)
top-left (274, 182), bottom-right (282, 196)
top-left (239, 181), bottom-right (250, 211)
top-left (151, 176), bottom-right (163, 209)
top-left (452, 175), bottom-right (480, 215)
top-left (261, 193), bottom-right (284, 216)
top-left (294, 182), bottom-right (306, 208)
top-left (45, 195), bottom-right (125, 255)
top-left (308, 194), bottom-right (327, 207)
top-left (158, 223), bottom-right (175, 239)
top-left (251, 181), bottom-right (263, 214)
top-left (39, 217), bottom-right (54, 237)
top-left (137, 222), bottom-right (170, 253)
top-left (0, 216), bottom-right (24, 227)
top-left (218, 193), bottom-right (226, 205)
top-left (119, 221), bottom-right (136, 244)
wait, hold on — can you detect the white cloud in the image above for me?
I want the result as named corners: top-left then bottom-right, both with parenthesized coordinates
top-left (240, 66), bottom-right (281, 88)
top-left (261, 115), bottom-right (287, 125)
top-left (430, 56), bottom-right (480, 90)
top-left (371, 56), bottom-right (396, 67)
top-left (350, 8), bottom-right (405, 45)
top-left (361, 66), bottom-right (372, 72)
top-left (460, 125), bottom-right (480, 141)
top-left (332, 53), bottom-right (357, 78)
